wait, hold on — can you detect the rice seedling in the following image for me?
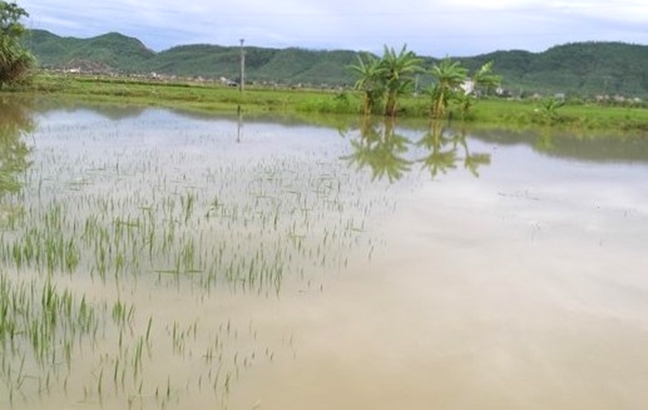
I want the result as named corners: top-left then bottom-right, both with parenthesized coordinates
top-left (0, 102), bottom-right (399, 410)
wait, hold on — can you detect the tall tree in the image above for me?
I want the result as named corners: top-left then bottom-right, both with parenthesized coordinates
top-left (348, 53), bottom-right (385, 116)
top-left (428, 58), bottom-right (468, 118)
top-left (349, 44), bottom-right (422, 117)
top-left (0, 1), bottom-right (34, 88)
top-left (428, 59), bottom-right (502, 119)
top-left (380, 45), bottom-right (421, 117)
top-left (472, 61), bottom-right (502, 94)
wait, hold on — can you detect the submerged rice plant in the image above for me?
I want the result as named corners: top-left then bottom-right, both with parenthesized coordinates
top-left (0, 106), bottom-right (397, 409)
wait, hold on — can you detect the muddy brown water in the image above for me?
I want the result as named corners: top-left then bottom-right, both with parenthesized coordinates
top-left (1, 101), bottom-right (647, 409)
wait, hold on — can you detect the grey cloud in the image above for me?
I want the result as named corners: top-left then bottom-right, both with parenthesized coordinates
top-left (18, 0), bottom-right (648, 56)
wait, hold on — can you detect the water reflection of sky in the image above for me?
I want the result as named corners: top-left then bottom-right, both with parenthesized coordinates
top-left (30, 106), bottom-right (648, 217)
top-left (10, 103), bottom-right (648, 410)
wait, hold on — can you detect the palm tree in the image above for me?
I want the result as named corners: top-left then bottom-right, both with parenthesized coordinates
top-left (428, 58), bottom-right (468, 118)
top-left (454, 91), bottom-right (476, 120)
top-left (472, 61), bottom-right (502, 95)
top-left (348, 44), bottom-right (422, 117)
top-left (348, 53), bottom-right (385, 116)
top-left (380, 45), bottom-right (422, 117)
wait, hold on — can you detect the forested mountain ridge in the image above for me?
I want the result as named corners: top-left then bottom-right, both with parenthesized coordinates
top-left (25, 29), bottom-right (359, 87)
top-left (25, 30), bottom-right (648, 97)
top-left (462, 42), bottom-right (648, 97)
top-left (27, 30), bottom-right (154, 72)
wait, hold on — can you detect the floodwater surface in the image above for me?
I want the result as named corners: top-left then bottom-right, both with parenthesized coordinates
top-left (1, 99), bottom-right (648, 410)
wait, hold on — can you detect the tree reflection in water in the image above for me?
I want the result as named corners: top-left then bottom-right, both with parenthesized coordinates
top-left (0, 97), bottom-right (34, 223)
top-left (343, 118), bottom-right (491, 182)
top-left (343, 117), bottom-right (412, 182)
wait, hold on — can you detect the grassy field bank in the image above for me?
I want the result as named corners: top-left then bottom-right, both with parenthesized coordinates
top-left (6, 73), bottom-right (648, 132)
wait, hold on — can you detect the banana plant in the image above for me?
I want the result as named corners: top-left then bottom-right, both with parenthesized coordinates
top-left (348, 53), bottom-right (385, 116)
top-left (380, 45), bottom-right (422, 117)
top-left (349, 44), bottom-right (422, 117)
top-left (428, 58), bottom-right (468, 119)
top-left (472, 61), bottom-right (502, 94)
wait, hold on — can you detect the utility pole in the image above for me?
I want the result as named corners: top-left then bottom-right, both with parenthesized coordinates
top-left (239, 38), bottom-right (245, 93)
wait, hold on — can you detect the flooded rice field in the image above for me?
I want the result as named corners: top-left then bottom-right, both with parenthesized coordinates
top-left (1, 99), bottom-right (648, 410)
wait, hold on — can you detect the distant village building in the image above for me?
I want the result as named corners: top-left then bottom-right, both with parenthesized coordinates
top-left (219, 76), bottom-right (238, 87)
top-left (460, 80), bottom-right (475, 95)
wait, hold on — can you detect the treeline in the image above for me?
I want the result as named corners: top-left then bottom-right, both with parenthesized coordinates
top-left (24, 29), bottom-right (648, 98)
top-left (461, 42), bottom-right (648, 98)
top-left (26, 30), bottom-right (358, 87)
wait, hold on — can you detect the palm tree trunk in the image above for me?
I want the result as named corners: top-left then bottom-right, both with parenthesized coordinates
top-left (385, 91), bottom-right (397, 117)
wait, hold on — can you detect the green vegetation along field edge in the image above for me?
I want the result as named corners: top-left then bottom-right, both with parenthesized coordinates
top-left (8, 72), bottom-right (648, 133)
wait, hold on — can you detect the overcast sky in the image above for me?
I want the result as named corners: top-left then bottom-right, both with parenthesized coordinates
top-left (18, 0), bottom-right (648, 57)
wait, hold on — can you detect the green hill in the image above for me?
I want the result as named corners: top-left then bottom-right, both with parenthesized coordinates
top-left (27, 30), bottom-right (155, 73)
top-left (24, 30), bottom-right (648, 97)
top-left (464, 42), bottom-right (648, 97)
